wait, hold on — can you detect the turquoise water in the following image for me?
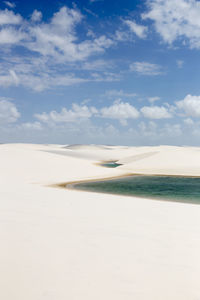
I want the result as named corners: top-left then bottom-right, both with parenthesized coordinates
top-left (100, 162), bottom-right (122, 168)
top-left (73, 175), bottom-right (200, 204)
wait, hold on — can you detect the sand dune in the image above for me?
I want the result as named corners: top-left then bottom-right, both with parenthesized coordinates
top-left (64, 144), bottom-right (114, 150)
top-left (1, 143), bottom-right (200, 300)
top-left (117, 151), bottom-right (159, 164)
top-left (119, 146), bottom-right (200, 176)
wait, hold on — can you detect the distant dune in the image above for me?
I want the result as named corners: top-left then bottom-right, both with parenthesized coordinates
top-left (44, 144), bottom-right (200, 177)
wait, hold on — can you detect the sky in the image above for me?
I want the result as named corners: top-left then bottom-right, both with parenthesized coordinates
top-left (1, 0), bottom-right (200, 145)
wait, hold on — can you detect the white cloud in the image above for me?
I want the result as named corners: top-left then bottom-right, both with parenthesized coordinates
top-left (163, 123), bottom-right (182, 137)
top-left (0, 70), bottom-right (19, 87)
top-left (27, 7), bottom-right (113, 62)
top-left (0, 7), bottom-right (114, 60)
top-left (100, 100), bottom-right (139, 125)
top-left (3, 97), bottom-right (197, 145)
top-left (0, 55), bottom-right (118, 91)
top-left (0, 9), bottom-right (21, 25)
top-left (35, 100), bottom-right (140, 127)
top-left (18, 121), bottom-right (42, 130)
top-left (115, 30), bottom-right (130, 42)
top-left (27, 7), bottom-right (83, 60)
top-left (130, 61), bottom-right (162, 75)
top-left (105, 89), bottom-right (137, 98)
top-left (0, 99), bottom-right (20, 124)
top-left (148, 96), bottom-right (160, 103)
top-left (20, 73), bottom-right (88, 92)
top-left (0, 28), bottom-right (25, 44)
top-left (4, 1), bottom-right (16, 8)
top-left (138, 120), bottom-right (157, 137)
top-left (124, 20), bottom-right (148, 38)
top-left (176, 94), bottom-right (200, 117)
top-left (82, 59), bottom-right (112, 71)
top-left (0, 53), bottom-right (95, 90)
top-left (35, 103), bottom-right (97, 124)
top-left (31, 10), bottom-right (42, 22)
top-left (141, 105), bottom-right (172, 119)
top-left (143, 0), bottom-right (200, 49)
top-left (90, 71), bottom-right (120, 82)
top-left (184, 118), bottom-right (194, 126)
top-left (138, 121), bottom-right (182, 141)
top-left (0, 6), bottom-right (116, 91)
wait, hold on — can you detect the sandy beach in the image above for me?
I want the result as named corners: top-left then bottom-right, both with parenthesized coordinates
top-left (1, 143), bottom-right (200, 300)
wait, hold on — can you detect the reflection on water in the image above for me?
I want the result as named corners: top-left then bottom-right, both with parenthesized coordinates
top-left (73, 175), bottom-right (200, 204)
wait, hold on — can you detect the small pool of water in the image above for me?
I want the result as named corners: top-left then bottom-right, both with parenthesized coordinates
top-left (73, 175), bottom-right (200, 204)
top-left (100, 161), bottom-right (122, 168)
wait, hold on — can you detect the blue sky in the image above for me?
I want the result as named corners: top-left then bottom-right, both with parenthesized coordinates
top-left (1, 0), bottom-right (200, 145)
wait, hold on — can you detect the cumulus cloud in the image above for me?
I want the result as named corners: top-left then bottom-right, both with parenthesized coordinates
top-left (0, 6), bottom-right (117, 91)
top-left (4, 96), bottom-right (197, 145)
top-left (100, 100), bottom-right (140, 125)
top-left (35, 103), bottom-right (97, 124)
top-left (33, 99), bottom-right (176, 132)
top-left (0, 99), bottom-right (20, 124)
top-left (141, 105), bottom-right (172, 119)
top-left (176, 94), bottom-right (200, 117)
top-left (124, 20), bottom-right (148, 38)
top-left (130, 61), bottom-right (162, 75)
top-left (184, 118), bottom-right (194, 126)
top-left (143, 0), bottom-right (200, 49)
top-left (0, 9), bottom-right (21, 25)
top-left (18, 121), bottom-right (42, 130)
top-left (34, 100), bottom-right (140, 127)
top-left (148, 96), bottom-right (160, 103)
top-left (26, 7), bottom-right (113, 62)
top-left (163, 123), bottom-right (182, 137)
top-left (0, 28), bottom-right (26, 44)
top-left (31, 10), bottom-right (42, 22)
top-left (137, 120), bottom-right (183, 142)
top-left (0, 6), bottom-right (113, 60)
top-left (138, 120), bottom-right (157, 137)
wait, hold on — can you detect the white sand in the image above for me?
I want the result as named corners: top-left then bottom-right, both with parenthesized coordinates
top-left (1, 143), bottom-right (200, 299)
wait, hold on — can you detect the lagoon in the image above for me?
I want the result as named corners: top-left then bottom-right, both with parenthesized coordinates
top-left (73, 175), bottom-right (200, 204)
